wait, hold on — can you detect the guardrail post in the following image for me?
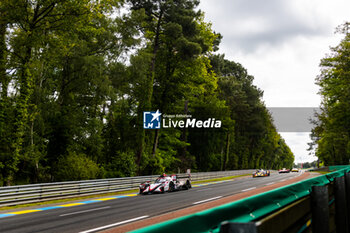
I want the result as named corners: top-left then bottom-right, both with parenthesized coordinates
top-left (334, 176), bottom-right (349, 233)
top-left (40, 185), bottom-right (42, 200)
top-left (345, 172), bottom-right (350, 231)
top-left (311, 185), bottom-right (329, 233)
top-left (219, 221), bottom-right (257, 233)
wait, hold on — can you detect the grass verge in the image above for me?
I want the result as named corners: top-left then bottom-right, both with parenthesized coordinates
top-left (311, 170), bottom-right (330, 175)
top-left (192, 174), bottom-right (250, 184)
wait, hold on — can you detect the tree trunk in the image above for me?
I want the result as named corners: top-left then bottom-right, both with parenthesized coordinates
top-left (152, 129), bottom-right (159, 156)
top-left (0, 21), bottom-right (6, 96)
top-left (0, 20), bottom-right (11, 186)
top-left (8, 31), bottom-right (34, 184)
top-left (180, 100), bottom-right (189, 161)
top-left (136, 10), bottom-right (163, 172)
top-left (223, 133), bottom-right (230, 170)
top-left (30, 118), bottom-right (39, 183)
top-left (152, 46), bottom-right (174, 157)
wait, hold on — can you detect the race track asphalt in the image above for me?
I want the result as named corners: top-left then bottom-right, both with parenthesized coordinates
top-left (0, 172), bottom-right (303, 233)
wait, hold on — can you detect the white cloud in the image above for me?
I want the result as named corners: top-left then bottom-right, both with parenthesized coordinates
top-left (199, 0), bottom-right (350, 163)
top-left (234, 35), bottom-right (332, 107)
top-left (201, 0), bottom-right (333, 53)
top-left (280, 132), bottom-right (317, 163)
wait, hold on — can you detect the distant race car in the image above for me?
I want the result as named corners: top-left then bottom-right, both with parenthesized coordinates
top-left (278, 168), bottom-right (290, 173)
top-left (252, 169), bottom-right (270, 178)
top-left (291, 168), bottom-right (299, 172)
top-left (139, 173), bottom-right (191, 194)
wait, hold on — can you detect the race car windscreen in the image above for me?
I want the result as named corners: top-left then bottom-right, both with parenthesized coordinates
top-left (155, 178), bottom-right (167, 183)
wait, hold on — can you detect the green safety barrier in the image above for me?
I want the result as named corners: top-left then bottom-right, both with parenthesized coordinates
top-left (130, 165), bottom-right (350, 233)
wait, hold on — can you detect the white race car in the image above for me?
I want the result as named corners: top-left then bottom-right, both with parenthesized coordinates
top-left (139, 174), bottom-right (191, 194)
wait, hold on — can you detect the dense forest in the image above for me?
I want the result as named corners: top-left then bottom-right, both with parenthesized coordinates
top-left (310, 23), bottom-right (350, 165)
top-left (0, 0), bottom-right (294, 185)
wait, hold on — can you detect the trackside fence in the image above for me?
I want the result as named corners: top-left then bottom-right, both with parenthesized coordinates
top-left (0, 169), bottom-right (254, 207)
top-left (131, 165), bottom-right (350, 233)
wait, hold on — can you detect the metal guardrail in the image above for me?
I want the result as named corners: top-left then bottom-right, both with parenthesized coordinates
top-left (0, 169), bottom-right (254, 207)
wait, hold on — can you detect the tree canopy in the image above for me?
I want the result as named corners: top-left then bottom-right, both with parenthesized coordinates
top-left (310, 22), bottom-right (350, 166)
top-left (0, 0), bottom-right (294, 185)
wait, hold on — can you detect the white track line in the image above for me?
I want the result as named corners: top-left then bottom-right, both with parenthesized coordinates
top-left (79, 215), bottom-right (149, 233)
top-left (193, 196), bottom-right (222, 205)
top-left (60, 206), bottom-right (111, 217)
top-left (265, 182), bottom-right (275, 186)
top-left (241, 187), bottom-right (256, 192)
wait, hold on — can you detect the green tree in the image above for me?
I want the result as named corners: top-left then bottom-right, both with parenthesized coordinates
top-left (1, 0), bottom-right (125, 184)
top-left (311, 22), bottom-right (350, 165)
top-left (211, 55), bottom-right (294, 170)
top-left (127, 0), bottom-right (220, 172)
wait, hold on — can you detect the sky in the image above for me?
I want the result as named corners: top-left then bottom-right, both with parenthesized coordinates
top-left (199, 0), bottom-right (350, 163)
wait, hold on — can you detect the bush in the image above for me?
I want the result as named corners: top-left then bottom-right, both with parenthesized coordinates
top-left (55, 152), bottom-right (100, 181)
top-left (105, 151), bottom-right (137, 178)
